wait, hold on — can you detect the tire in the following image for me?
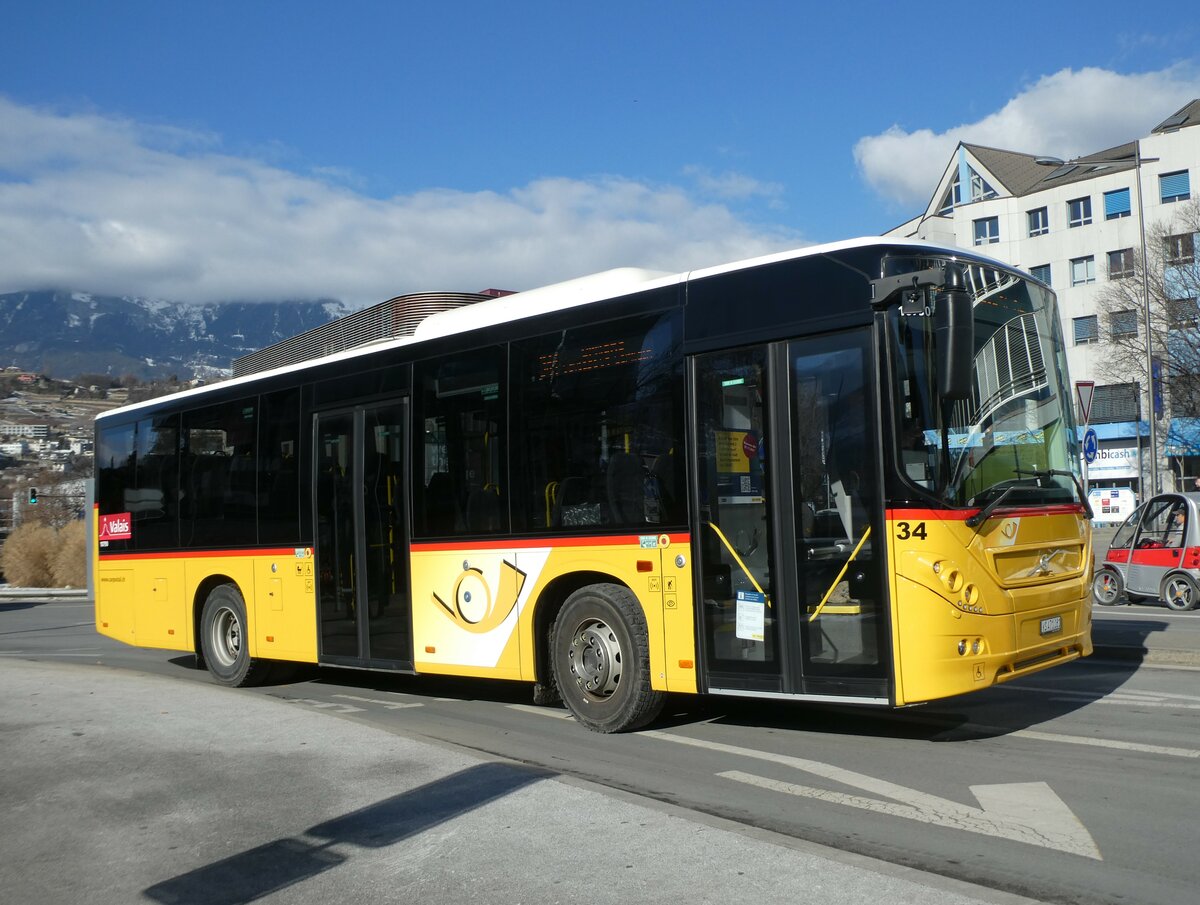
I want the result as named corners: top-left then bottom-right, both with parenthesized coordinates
top-left (1161, 572), bottom-right (1200, 612)
top-left (199, 584), bottom-right (273, 687)
top-left (1092, 569), bottom-right (1126, 606)
top-left (551, 583), bottom-right (665, 733)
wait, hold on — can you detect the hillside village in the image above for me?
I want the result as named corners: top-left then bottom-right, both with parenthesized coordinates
top-left (0, 368), bottom-right (196, 543)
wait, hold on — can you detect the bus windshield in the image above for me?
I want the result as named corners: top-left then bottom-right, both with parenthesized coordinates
top-left (889, 258), bottom-right (1081, 509)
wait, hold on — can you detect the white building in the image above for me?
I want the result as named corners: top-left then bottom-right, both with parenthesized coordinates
top-left (0, 421), bottom-right (48, 438)
top-left (889, 100), bottom-right (1200, 498)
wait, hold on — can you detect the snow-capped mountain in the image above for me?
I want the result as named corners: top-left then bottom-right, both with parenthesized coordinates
top-left (0, 290), bottom-right (351, 379)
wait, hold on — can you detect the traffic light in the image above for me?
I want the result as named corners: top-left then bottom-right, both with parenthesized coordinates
top-left (27, 487), bottom-right (38, 505)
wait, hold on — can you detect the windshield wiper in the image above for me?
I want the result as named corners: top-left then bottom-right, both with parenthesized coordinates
top-left (966, 468), bottom-right (1093, 529)
top-left (1014, 467), bottom-right (1094, 520)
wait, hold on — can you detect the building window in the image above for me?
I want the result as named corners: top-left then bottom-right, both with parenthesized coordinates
top-left (1161, 170), bottom-right (1191, 204)
top-left (1027, 207), bottom-right (1049, 237)
top-left (1104, 188), bottom-right (1131, 219)
top-left (1166, 233), bottom-right (1195, 265)
top-left (1029, 263), bottom-right (1051, 285)
top-left (1091, 383), bottom-right (1140, 424)
top-left (1073, 315), bottom-right (1099, 345)
top-left (1070, 255), bottom-right (1096, 286)
top-left (973, 216), bottom-right (999, 246)
top-left (1109, 310), bottom-right (1138, 338)
top-left (1068, 197), bottom-right (1092, 227)
top-left (1168, 297), bottom-right (1199, 326)
top-left (937, 172), bottom-right (961, 215)
top-left (970, 168), bottom-right (998, 201)
top-left (1107, 248), bottom-right (1135, 279)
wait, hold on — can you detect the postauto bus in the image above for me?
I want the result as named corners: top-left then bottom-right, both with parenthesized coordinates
top-left (93, 238), bottom-right (1092, 732)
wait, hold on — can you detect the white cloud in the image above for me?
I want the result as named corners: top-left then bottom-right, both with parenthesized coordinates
top-left (0, 97), bottom-right (801, 306)
top-left (854, 66), bottom-right (1200, 207)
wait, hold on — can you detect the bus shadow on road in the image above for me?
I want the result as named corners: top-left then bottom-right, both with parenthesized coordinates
top-left (662, 649), bottom-right (1155, 742)
top-left (142, 761), bottom-right (551, 905)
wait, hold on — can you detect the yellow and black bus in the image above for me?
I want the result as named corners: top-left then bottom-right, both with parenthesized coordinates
top-left (94, 238), bottom-right (1093, 732)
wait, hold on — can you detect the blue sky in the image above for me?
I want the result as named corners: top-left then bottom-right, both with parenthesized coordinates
top-left (2, 1), bottom-right (1198, 304)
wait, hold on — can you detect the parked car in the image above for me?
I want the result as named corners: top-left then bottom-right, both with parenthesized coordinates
top-left (1093, 493), bottom-right (1200, 611)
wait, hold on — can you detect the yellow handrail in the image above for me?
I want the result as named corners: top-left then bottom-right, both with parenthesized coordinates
top-left (809, 526), bottom-right (871, 622)
top-left (705, 522), bottom-right (769, 604)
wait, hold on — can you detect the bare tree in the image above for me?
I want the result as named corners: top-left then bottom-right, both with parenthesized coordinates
top-left (1092, 199), bottom-right (1200, 464)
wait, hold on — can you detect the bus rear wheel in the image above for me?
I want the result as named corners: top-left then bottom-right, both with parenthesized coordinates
top-left (200, 584), bottom-right (272, 687)
top-left (551, 583), bottom-right (664, 733)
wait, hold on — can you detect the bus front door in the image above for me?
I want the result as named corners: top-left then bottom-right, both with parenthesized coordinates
top-left (314, 401), bottom-right (412, 668)
top-left (693, 333), bottom-right (887, 701)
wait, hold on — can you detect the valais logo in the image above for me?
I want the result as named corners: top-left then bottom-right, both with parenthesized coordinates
top-left (99, 512), bottom-right (133, 541)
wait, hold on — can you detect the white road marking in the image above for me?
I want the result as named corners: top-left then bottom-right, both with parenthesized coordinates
top-left (507, 703), bottom-right (572, 719)
top-left (1005, 728), bottom-right (1199, 759)
top-left (331, 694), bottom-right (422, 710)
top-left (285, 698), bottom-right (366, 714)
top-left (1012, 684), bottom-right (1200, 708)
top-left (646, 731), bottom-right (1101, 860)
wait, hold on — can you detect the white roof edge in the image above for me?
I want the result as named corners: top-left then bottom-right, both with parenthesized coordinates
top-left (97, 237), bottom-right (975, 423)
top-left (413, 267), bottom-right (678, 341)
top-left (685, 235), bottom-right (967, 281)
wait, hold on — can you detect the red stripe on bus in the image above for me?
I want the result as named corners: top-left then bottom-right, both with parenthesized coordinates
top-left (410, 533), bottom-right (690, 552)
top-left (886, 504), bottom-right (1086, 521)
top-left (98, 547), bottom-right (299, 562)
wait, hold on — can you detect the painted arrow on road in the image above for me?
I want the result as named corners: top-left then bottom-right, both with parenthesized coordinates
top-left (645, 731), bottom-right (1101, 860)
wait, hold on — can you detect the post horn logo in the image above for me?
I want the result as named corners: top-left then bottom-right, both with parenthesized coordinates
top-left (432, 560), bottom-right (527, 634)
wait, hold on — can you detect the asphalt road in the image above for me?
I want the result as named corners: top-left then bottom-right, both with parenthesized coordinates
top-left (3, 596), bottom-right (1199, 905)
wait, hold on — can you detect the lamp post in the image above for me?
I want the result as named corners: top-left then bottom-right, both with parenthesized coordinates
top-left (1036, 143), bottom-right (1161, 498)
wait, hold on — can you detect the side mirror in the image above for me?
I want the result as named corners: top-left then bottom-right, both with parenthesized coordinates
top-left (934, 282), bottom-right (974, 401)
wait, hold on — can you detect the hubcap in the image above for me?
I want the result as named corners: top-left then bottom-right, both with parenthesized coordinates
top-left (210, 605), bottom-right (241, 668)
top-left (567, 617), bottom-right (623, 699)
top-left (1166, 579), bottom-right (1193, 609)
top-left (1096, 574), bottom-right (1117, 602)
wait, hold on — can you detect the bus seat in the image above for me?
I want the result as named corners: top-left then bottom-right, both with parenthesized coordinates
top-left (607, 452), bottom-right (644, 525)
top-left (466, 488), bottom-right (501, 533)
top-left (425, 472), bottom-right (459, 533)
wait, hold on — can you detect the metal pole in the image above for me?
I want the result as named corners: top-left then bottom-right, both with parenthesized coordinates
top-left (1134, 141), bottom-right (1159, 495)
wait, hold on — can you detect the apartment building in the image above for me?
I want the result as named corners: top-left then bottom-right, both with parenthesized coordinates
top-left (888, 100), bottom-right (1200, 498)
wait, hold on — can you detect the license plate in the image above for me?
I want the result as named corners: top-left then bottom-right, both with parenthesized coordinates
top-left (1040, 615), bottom-right (1062, 636)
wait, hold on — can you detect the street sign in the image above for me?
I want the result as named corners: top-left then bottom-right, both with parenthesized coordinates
top-left (1083, 427), bottom-right (1099, 464)
top-left (1075, 380), bottom-right (1095, 424)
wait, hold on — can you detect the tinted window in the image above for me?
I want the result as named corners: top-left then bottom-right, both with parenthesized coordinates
top-left (181, 399), bottom-right (258, 547)
top-left (259, 389), bottom-right (302, 544)
top-left (133, 415), bottom-right (180, 549)
top-left (511, 311), bottom-right (685, 532)
top-left (413, 347), bottom-right (507, 537)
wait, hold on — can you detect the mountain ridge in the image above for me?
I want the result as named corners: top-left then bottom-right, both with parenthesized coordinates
top-left (0, 290), bottom-right (350, 380)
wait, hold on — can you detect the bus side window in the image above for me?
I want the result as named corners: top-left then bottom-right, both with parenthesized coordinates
top-left (413, 347), bottom-right (507, 538)
top-left (510, 309), bottom-right (685, 533)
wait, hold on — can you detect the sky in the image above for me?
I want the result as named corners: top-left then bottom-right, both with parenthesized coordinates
top-left (2, 1), bottom-right (1199, 307)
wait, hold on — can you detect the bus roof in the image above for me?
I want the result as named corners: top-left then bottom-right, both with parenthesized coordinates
top-left (95, 235), bottom-right (990, 423)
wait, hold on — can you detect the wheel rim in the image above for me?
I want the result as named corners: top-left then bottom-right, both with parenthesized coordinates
top-left (1095, 574), bottom-right (1118, 603)
top-left (208, 605), bottom-right (242, 668)
top-left (567, 617), bottom-right (623, 699)
top-left (1165, 578), bottom-right (1193, 609)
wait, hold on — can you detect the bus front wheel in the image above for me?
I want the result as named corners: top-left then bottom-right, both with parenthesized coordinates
top-left (200, 584), bottom-right (272, 687)
top-left (551, 583), bottom-right (664, 733)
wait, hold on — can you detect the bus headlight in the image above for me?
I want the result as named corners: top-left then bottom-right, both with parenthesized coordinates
top-left (958, 640), bottom-right (968, 655)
